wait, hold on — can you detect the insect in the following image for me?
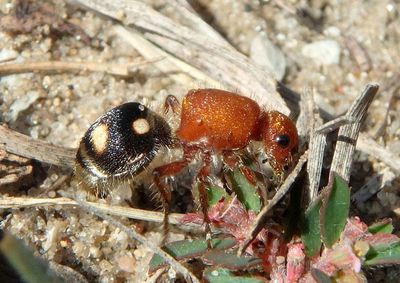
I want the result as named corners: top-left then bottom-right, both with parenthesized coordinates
top-left (75, 89), bottom-right (299, 241)
top-left (75, 102), bottom-right (172, 191)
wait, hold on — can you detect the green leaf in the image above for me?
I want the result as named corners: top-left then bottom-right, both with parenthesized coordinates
top-left (368, 219), bottom-right (393, 234)
top-left (193, 183), bottom-right (228, 206)
top-left (0, 231), bottom-right (64, 283)
top-left (301, 198), bottom-right (322, 257)
top-left (310, 268), bottom-right (333, 283)
top-left (206, 186), bottom-right (228, 206)
top-left (226, 168), bottom-right (261, 212)
top-left (149, 237), bottom-right (236, 273)
top-left (202, 250), bottom-right (263, 270)
top-left (203, 268), bottom-right (266, 283)
top-left (320, 173), bottom-right (350, 248)
top-left (365, 239), bottom-right (400, 265)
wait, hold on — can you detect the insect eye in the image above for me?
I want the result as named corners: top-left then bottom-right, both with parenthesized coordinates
top-left (275, 134), bottom-right (290, 148)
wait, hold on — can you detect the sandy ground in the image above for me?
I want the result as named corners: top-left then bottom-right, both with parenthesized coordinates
top-left (0, 0), bottom-right (399, 282)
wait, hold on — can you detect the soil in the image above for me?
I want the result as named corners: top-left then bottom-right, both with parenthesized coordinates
top-left (0, 0), bottom-right (399, 282)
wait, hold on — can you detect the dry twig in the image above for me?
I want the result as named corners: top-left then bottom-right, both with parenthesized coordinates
top-left (0, 125), bottom-right (75, 168)
top-left (239, 150), bottom-right (308, 255)
top-left (344, 36), bottom-right (372, 72)
top-left (0, 196), bottom-right (190, 226)
top-left (330, 84), bottom-right (379, 182)
top-left (297, 88), bottom-right (324, 203)
top-left (114, 26), bottom-right (218, 86)
top-left (0, 60), bottom-right (148, 77)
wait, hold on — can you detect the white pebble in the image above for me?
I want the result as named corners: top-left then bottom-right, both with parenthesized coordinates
top-left (323, 26), bottom-right (341, 37)
top-left (7, 90), bottom-right (40, 122)
top-left (301, 40), bottom-right (341, 65)
top-left (0, 49), bottom-right (18, 62)
top-left (116, 255), bottom-right (136, 273)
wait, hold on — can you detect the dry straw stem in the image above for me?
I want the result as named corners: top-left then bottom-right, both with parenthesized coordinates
top-left (307, 114), bottom-right (357, 202)
top-left (239, 150), bottom-right (309, 255)
top-left (297, 88), bottom-right (324, 203)
top-left (73, 0), bottom-right (290, 115)
top-left (0, 125), bottom-right (75, 168)
top-left (330, 84), bottom-right (379, 183)
top-left (0, 196), bottom-right (189, 226)
top-left (113, 26), bottom-right (219, 86)
top-left (0, 60), bottom-right (146, 77)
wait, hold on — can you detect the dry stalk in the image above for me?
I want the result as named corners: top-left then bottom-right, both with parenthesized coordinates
top-left (315, 116), bottom-right (356, 135)
top-left (0, 125), bottom-right (75, 168)
top-left (0, 60), bottom-right (148, 77)
top-left (0, 196), bottom-right (190, 226)
top-left (306, 114), bottom-right (357, 203)
top-left (239, 150), bottom-right (308, 255)
top-left (330, 84), bottom-right (379, 182)
top-left (297, 87), bottom-right (323, 203)
top-left (113, 26), bottom-right (218, 86)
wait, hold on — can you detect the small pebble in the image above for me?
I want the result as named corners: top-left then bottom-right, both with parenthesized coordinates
top-left (89, 246), bottom-right (102, 258)
top-left (48, 191), bottom-right (56, 198)
top-left (7, 90), bottom-right (41, 122)
top-left (0, 49), bottom-right (18, 62)
top-left (301, 40), bottom-right (341, 65)
top-left (116, 255), bottom-right (136, 273)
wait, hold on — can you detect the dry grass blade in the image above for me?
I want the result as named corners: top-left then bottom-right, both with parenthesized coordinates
top-left (330, 84), bottom-right (379, 182)
top-left (239, 150), bottom-right (308, 255)
top-left (0, 196), bottom-right (191, 226)
top-left (344, 36), bottom-right (372, 72)
top-left (315, 116), bottom-right (356, 135)
top-left (306, 115), bottom-right (356, 203)
top-left (114, 26), bottom-right (218, 86)
top-left (74, 0), bottom-right (290, 115)
top-left (0, 125), bottom-right (75, 168)
top-left (170, 0), bottom-right (231, 46)
top-left (296, 87), bottom-right (323, 203)
top-left (0, 60), bottom-right (143, 77)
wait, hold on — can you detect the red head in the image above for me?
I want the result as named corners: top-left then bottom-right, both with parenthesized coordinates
top-left (259, 111), bottom-right (299, 172)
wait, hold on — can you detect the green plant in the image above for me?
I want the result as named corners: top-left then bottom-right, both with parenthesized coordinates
top-left (149, 169), bottom-right (400, 282)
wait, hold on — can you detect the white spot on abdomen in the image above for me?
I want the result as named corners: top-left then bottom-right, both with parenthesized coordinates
top-left (132, 118), bottom-right (150, 135)
top-left (91, 124), bottom-right (109, 154)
